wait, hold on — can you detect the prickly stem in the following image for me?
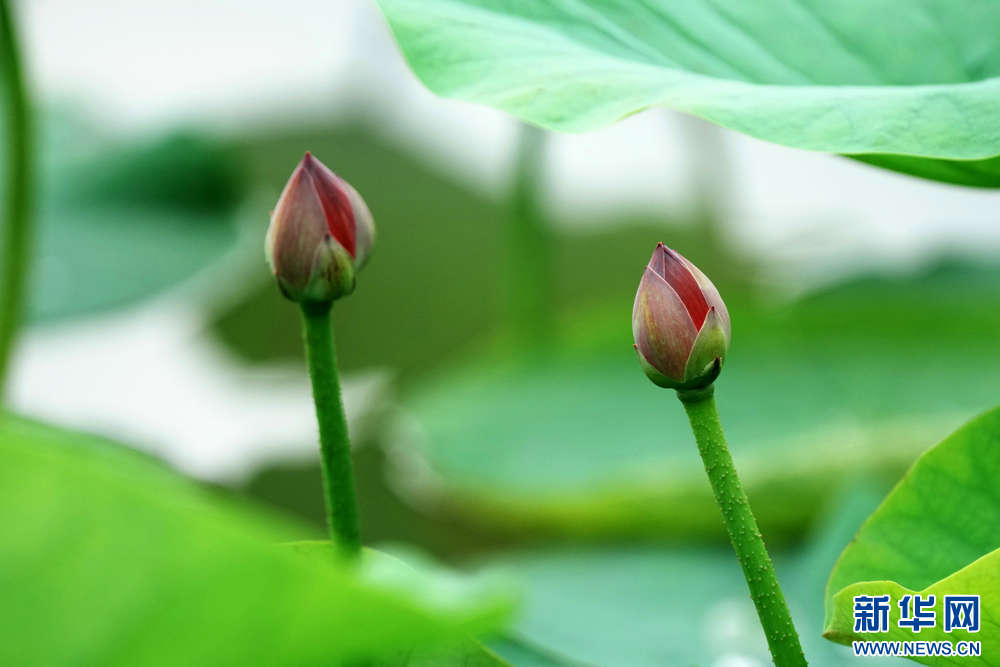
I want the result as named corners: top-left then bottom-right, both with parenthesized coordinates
top-left (0, 0), bottom-right (32, 397)
top-left (676, 385), bottom-right (808, 667)
top-left (301, 301), bottom-right (362, 555)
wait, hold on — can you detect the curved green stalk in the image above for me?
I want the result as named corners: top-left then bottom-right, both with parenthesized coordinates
top-left (300, 302), bottom-right (361, 555)
top-left (677, 385), bottom-right (808, 667)
top-left (0, 0), bottom-right (32, 398)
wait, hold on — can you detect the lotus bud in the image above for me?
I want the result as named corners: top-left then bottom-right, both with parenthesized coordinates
top-left (633, 243), bottom-right (731, 390)
top-left (265, 152), bottom-right (375, 303)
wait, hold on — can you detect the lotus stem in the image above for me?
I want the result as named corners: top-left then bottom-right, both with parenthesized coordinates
top-left (677, 385), bottom-right (808, 667)
top-left (507, 123), bottom-right (552, 347)
top-left (300, 301), bottom-right (361, 555)
top-left (0, 0), bottom-right (33, 398)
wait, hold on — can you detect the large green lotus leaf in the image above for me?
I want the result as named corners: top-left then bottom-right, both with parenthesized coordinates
top-left (0, 414), bottom-right (514, 666)
top-left (489, 638), bottom-right (589, 667)
top-left (287, 542), bottom-right (519, 666)
top-left (482, 487), bottom-right (907, 667)
top-left (376, 641), bottom-right (517, 666)
top-left (827, 568), bottom-right (996, 667)
top-left (397, 264), bottom-right (1000, 539)
top-left (823, 405), bottom-right (1000, 664)
top-left (376, 0), bottom-right (1000, 186)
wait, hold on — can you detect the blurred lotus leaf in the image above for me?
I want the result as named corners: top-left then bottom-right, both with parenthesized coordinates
top-left (30, 202), bottom-right (236, 321)
top-left (824, 405), bottom-right (1000, 662)
top-left (488, 638), bottom-right (589, 667)
top-left (374, 640), bottom-right (518, 666)
top-left (377, 0), bottom-right (1000, 187)
top-left (287, 540), bottom-right (516, 622)
top-left (26, 117), bottom-right (241, 322)
top-left (392, 262), bottom-right (1000, 541)
top-left (51, 133), bottom-right (241, 213)
top-left (0, 414), bottom-right (514, 666)
top-left (479, 486), bottom-right (901, 667)
top-left (335, 546), bottom-right (583, 666)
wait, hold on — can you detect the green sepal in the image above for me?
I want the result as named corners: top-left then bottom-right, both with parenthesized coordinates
top-left (637, 348), bottom-right (722, 391)
top-left (637, 348), bottom-right (685, 389)
top-left (305, 236), bottom-right (356, 302)
top-left (683, 307), bottom-right (727, 386)
top-left (638, 306), bottom-right (727, 391)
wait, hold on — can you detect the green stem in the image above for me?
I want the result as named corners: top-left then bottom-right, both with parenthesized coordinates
top-left (0, 0), bottom-right (32, 398)
top-left (507, 123), bottom-right (552, 348)
top-left (300, 302), bottom-right (361, 555)
top-left (677, 385), bottom-right (808, 667)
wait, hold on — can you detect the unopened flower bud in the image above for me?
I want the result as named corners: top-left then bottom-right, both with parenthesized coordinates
top-left (633, 244), bottom-right (730, 390)
top-left (265, 152), bottom-right (375, 303)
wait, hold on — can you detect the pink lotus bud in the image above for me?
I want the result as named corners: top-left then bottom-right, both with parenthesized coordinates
top-left (265, 152), bottom-right (375, 303)
top-left (633, 244), bottom-right (731, 390)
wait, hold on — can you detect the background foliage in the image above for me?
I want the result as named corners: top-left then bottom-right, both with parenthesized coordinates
top-left (7, 0), bottom-right (1000, 664)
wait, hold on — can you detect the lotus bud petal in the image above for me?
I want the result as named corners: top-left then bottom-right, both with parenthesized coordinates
top-left (632, 244), bottom-right (731, 390)
top-left (265, 152), bottom-right (375, 303)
